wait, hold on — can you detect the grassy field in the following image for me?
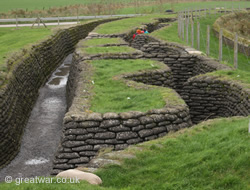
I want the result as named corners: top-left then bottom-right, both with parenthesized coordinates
top-left (0, 116), bottom-right (249, 189)
top-left (94, 14), bottom-right (174, 34)
top-left (82, 46), bottom-right (136, 55)
top-left (90, 59), bottom-right (172, 113)
top-left (151, 13), bottom-right (250, 72)
top-left (81, 38), bottom-right (126, 46)
top-left (0, 1), bottom-right (249, 18)
top-left (0, 27), bottom-right (53, 73)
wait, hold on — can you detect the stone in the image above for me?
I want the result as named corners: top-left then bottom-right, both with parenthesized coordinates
top-left (103, 112), bottom-right (120, 119)
top-left (56, 169), bottom-right (102, 185)
top-left (120, 111), bottom-right (144, 119)
top-left (94, 144), bottom-right (114, 151)
top-left (87, 113), bottom-right (103, 121)
top-left (72, 145), bottom-right (94, 152)
top-left (62, 141), bottom-right (86, 148)
top-left (139, 116), bottom-right (154, 124)
top-left (116, 132), bottom-right (138, 140)
top-left (100, 119), bottom-right (120, 128)
top-left (123, 119), bottom-right (140, 127)
top-left (94, 132), bottom-right (116, 139)
top-left (150, 114), bottom-right (166, 122)
top-left (127, 138), bottom-right (142, 144)
top-left (68, 157), bottom-right (90, 164)
top-left (138, 129), bottom-right (154, 138)
top-left (54, 164), bottom-right (74, 170)
top-left (109, 125), bottom-right (130, 132)
top-left (57, 153), bottom-right (80, 159)
top-left (78, 121), bottom-right (100, 128)
top-left (76, 133), bottom-right (94, 140)
top-left (79, 151), bottom-right (97, 157)
top-left (65, 128), bottom-right (87, 135)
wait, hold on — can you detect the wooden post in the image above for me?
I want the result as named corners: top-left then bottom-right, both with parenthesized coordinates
top-left (197, 22), bottom-right (200, 50)
top-left (38, 15), bottom-right (40, 27)
top-left (234, 33), bottom-right (238, 69)
top-left (191, 19), bottom-right (194, 47)
top-left (204, 8), bottom-right (207, 17)
top-left (206, 25), bottom-right (210, 56)
top-left (77, 8), bottom-right (79, 24)
top-left (219, 29), bottom-right (223, 61)
top-left (182, 17), bottom-right (185, 41)
top-left (15, 15), bottom-right (18, 28)
top-left (57, 16), bottom-right (59, 25)
top-left (186, 17), bottom-right (189, 44)
top-left (199, 8), bottom-right (201, 18)
top-left (178, 13), bottom-right (180, 38)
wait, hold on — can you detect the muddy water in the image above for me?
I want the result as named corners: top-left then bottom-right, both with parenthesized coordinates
top-left (0, 54), bottom-right (72, 182)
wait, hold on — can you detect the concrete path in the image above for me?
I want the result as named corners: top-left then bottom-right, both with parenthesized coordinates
top-left (0, 54), bottom-right (72, 182)
top-left (0, 14), bottom-right (140, 23)
top-left (0, 22), bottom-right (78, 28)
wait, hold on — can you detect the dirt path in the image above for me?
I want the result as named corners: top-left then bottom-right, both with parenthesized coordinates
top-left (0, 54), bottom-right (72, 182)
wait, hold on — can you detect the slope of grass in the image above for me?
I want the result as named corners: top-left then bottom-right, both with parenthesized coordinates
top-left (96, 116), bottom-right (250, 190)
top-left (206, 70), bottom-right (250, 88)
top-left (1, 117), bottom-right (249, 189)
top-left (151, 14), bottom-right (250, 72)
top-left (82, 46), bottom-right (136, 55)
top-left (93, 14), bottom-right (175, 34)
top-left (89, 59), bottom-right (173, 113)
top-left (82, 38), bottom-right (126, 46)
top-left (0, 27), bottom-right (53, 72)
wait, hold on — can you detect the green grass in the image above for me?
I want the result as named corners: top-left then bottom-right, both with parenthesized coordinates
top-left (89, 59), bottom-right (178, 113)
top-left (0, 27), bottom-right (53, 72)
top-left (151, 14), bottom-right (250, 72)
top-left (93, 14), bottom-right (175, 34)
top-left (82, 38), bottom-right (126, 46)
top-left (95, 116), bottom-right (250, 190)
top-left (206, 70), bottom-right (250, 88)
top-left (0, 0), bottom-right (249, 15)
top-left (82, 46), bottom-right (136, 55)
top-left (1, 117), bottom-right (249, 190)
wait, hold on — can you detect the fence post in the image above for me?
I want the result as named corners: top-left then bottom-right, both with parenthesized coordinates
top-left (197, 21), bottom-right (200, 50)
top-left (16, 15), bottom-right (18, 28)
top-left (234, 33), bottom-right (238, 69)
top-left (38, 14), bottom-right (40, 27)
top-left (57, 16), bottom-right (60, 25)
top-left (186, 17), bottom-right (189, 44)
top-left (182, 17), bottom-right (185, 41)
top-left (206, 25), bottom-right (210, 56)
top-left (77, 8), bottom-right (79, 24)
top-left (191, 19), bottom-right (194, 47)
top-left (219, 29), bottom-right (223, 61)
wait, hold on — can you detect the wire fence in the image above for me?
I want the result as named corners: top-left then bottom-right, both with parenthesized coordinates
top-left (177, 6), bottom-right (249, 71)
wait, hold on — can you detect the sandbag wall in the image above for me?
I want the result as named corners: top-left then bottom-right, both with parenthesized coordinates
top-left (182, 76), bottom-right (250, 124)
top-left (52, 51), bottom-right (192, 175)
top-left (130, 34), bottom-right (249, 123)
top-left (0, 18), bottom-right (121, 169)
